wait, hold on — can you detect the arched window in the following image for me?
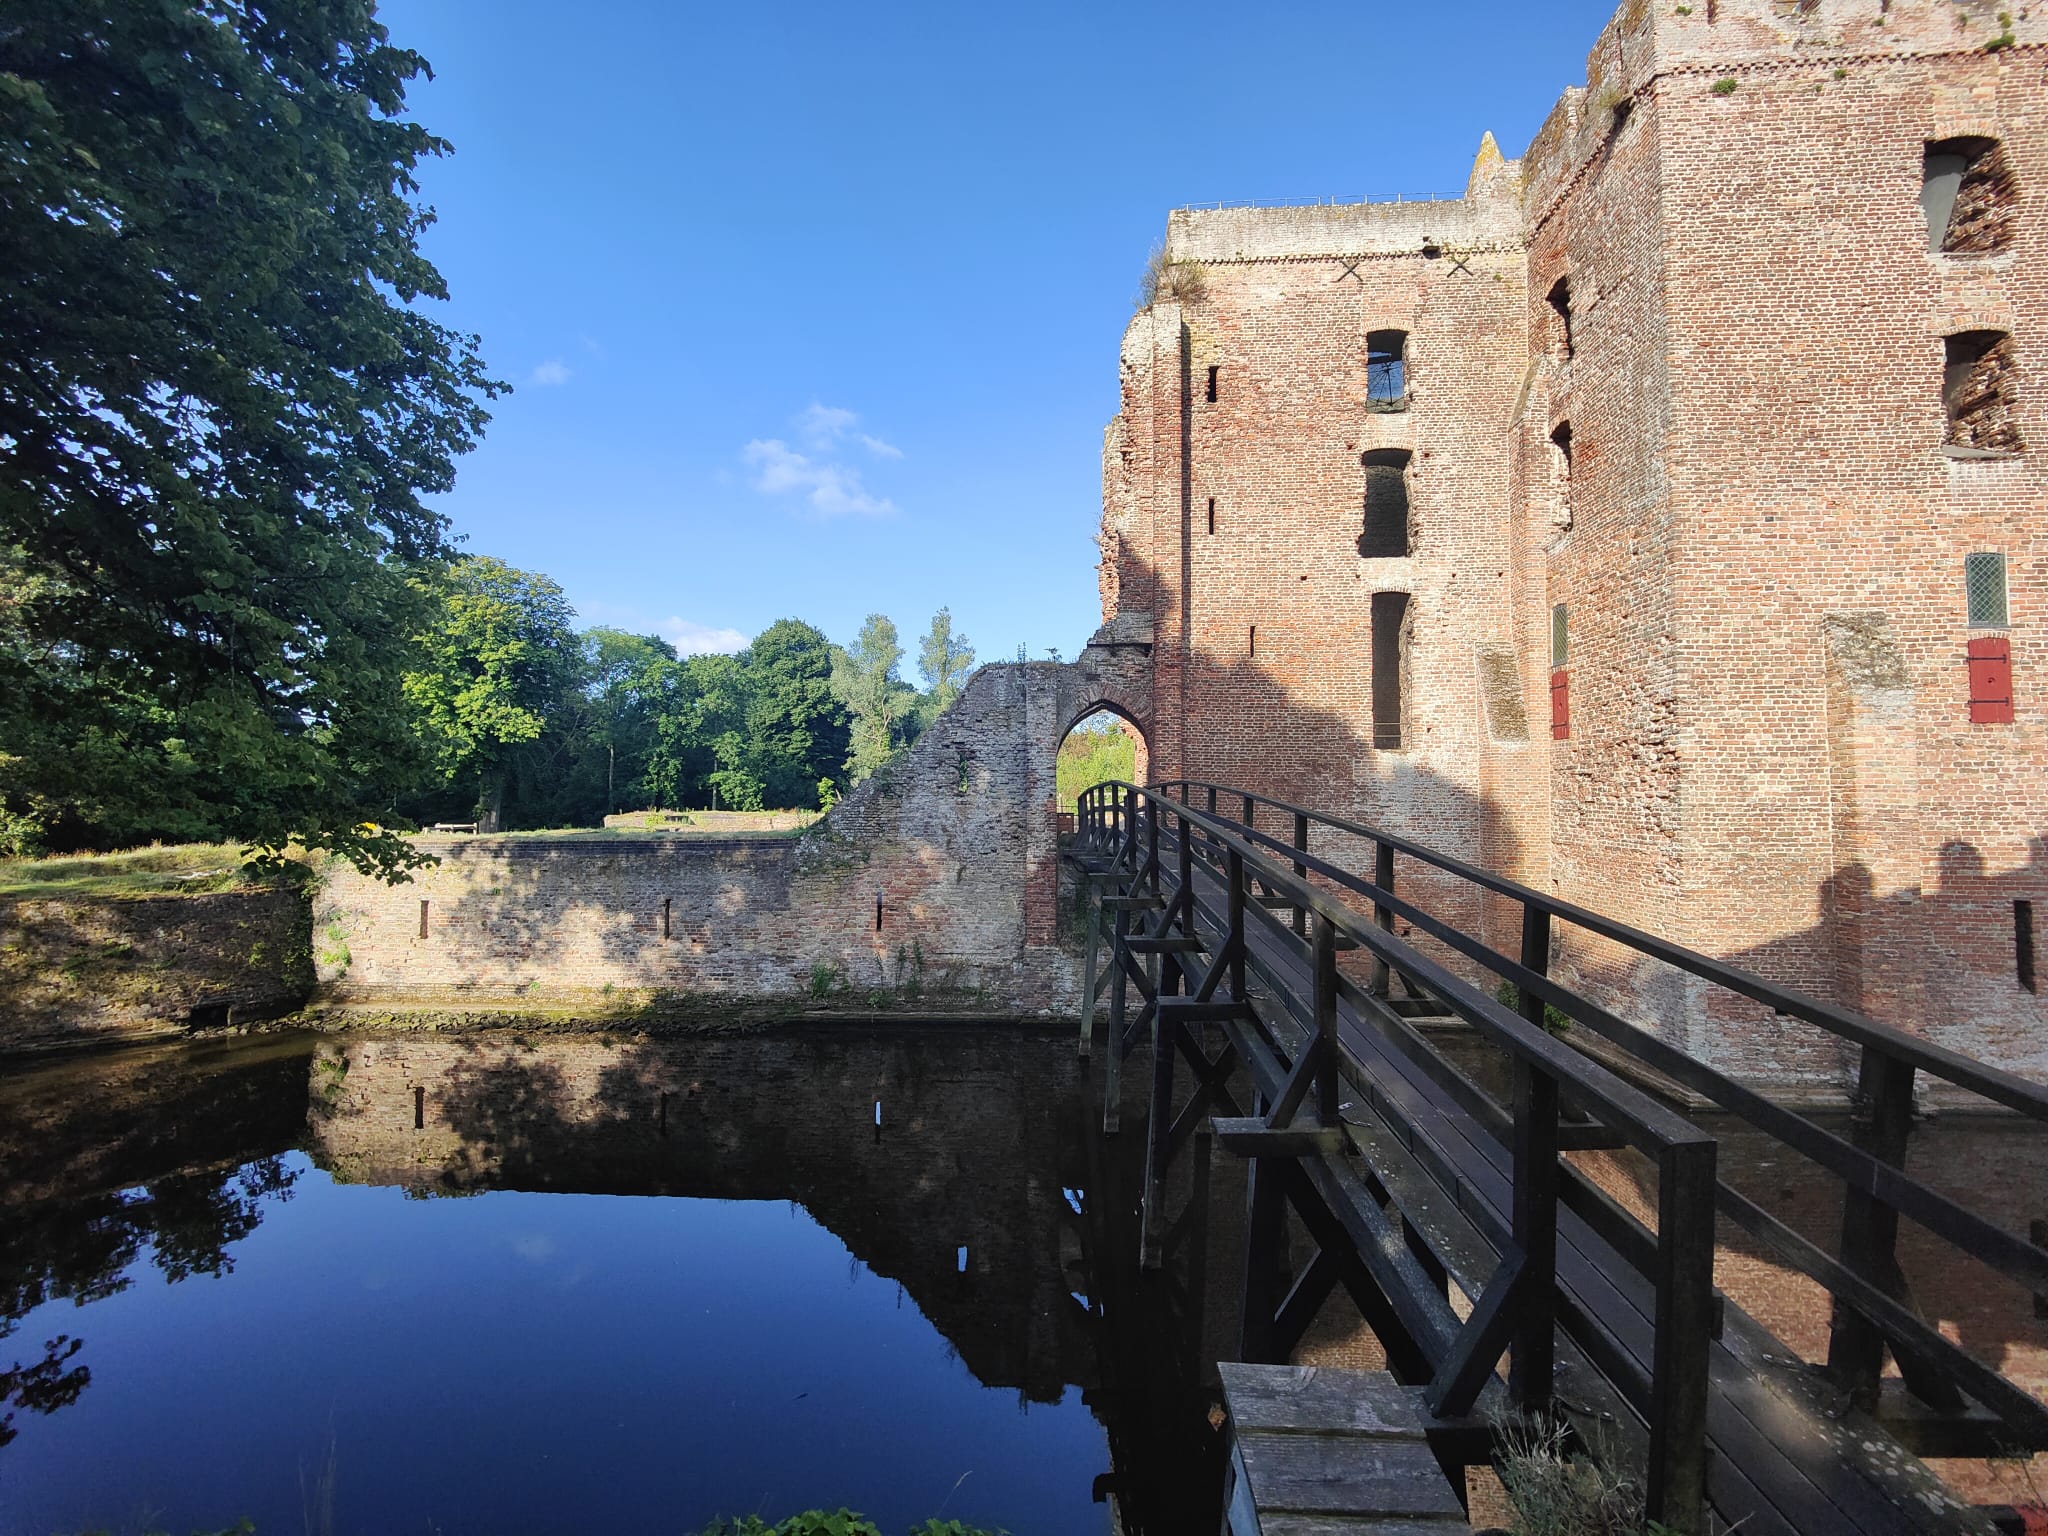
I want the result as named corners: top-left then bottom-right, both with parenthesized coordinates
top-left (1546, 277), bottom-right (1573, 359)
top-left (1366, 330), bottom-right (1408, 411)
top-left (1359, 449), bottom-right (1411, 558)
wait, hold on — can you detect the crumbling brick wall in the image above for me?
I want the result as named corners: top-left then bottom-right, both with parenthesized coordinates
top-left (315, 643), bottom-right (1152, 1018)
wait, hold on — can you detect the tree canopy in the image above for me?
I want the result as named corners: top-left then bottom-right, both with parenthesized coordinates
top-left (916, 607), bottom-right (976, 713)
top-left (0, 0), bottom-right (499, 873)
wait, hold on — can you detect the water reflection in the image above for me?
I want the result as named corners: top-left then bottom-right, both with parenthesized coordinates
top-left (0, 1029), bottom-right (1232, 1535)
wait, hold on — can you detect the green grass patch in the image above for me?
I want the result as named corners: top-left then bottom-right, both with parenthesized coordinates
top-left (0, 844), bottom-right (286, 901)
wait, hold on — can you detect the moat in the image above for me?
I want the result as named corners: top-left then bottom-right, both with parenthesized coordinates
top-left (3, 1025), bottom-right (2045, 1534)
top-left (0, 1027), bottom-right (1232, 1536)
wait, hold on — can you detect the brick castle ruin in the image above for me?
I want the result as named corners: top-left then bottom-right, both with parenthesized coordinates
top-left (318, 0), bottom-right (2043, 1091)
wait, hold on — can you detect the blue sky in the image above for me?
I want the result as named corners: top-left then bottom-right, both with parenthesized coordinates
top-left (383, 0), bottom-right (1619, 666)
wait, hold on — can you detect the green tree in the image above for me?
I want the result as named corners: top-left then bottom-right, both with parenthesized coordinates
top-left (0, 0), bottom-right (500, 875)
top-left (743, 619), bottom-right (850, 809)
top-left (582, 627), bottom-right (678, 815)
top-left (916, 607), bottom-right (976, 712)
top-left (832, 614), bottom-right (904, 785)
top-left (402, 558), bottom-right (579, 829)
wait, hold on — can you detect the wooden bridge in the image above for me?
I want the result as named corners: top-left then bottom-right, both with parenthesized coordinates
top-left (1064, 780), bottom-right (2048, 1536)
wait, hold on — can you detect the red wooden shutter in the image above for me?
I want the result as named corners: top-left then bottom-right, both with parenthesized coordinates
top-left (1968, 636), bottom-right (2013, 724)
top-left (1550, 669), bottom-right (1570, 739)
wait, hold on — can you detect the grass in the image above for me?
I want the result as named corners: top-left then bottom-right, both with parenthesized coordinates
top-left (0, 844), bottom-right (287, 901)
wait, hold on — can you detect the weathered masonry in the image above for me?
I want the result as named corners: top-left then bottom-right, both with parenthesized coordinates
top-left (316, 645), bottom-right (1152, 1016)
top-left (1098, 0), bottom-right (2047, 1088)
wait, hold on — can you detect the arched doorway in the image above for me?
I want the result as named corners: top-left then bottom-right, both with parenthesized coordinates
top-left (1056, 704), bottom-right (1150, 835)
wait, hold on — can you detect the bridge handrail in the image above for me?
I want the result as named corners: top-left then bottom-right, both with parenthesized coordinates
top-left (1081, 778), bottom-right (2048, 1458)
top-left (1150, 778), bottom-right (2048, 1122)
top-left (1087, 782), bottom-right (1711, 1155)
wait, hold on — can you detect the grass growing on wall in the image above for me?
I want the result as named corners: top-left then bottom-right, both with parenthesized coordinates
top-left (1057, 717), bottom-right (1137, 814)
top-left (0, 844), bottom-right (285, 901)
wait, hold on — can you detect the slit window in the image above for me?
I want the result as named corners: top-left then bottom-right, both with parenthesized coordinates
top-left (1205, 365), bottom-right (1219, 403)
top-left (1370, 592), bottom-right (1409, 751)
top-left (1945, 333), bottom-right (2023, 452)
top-left (1207, 496), bottom-right (1216, 535)
top-left (419, 899), bottom-right (429, 939)
top-left (1366, 331), bottom-right (1408, 410)
top-left (1249, 624), bottom-right (1257, 657)
top-left (1547, 277), bottom-right (1574, 359)
top-left (2018, 900), bottom-right (2037, 993)
top-left (1549, 422), bottom-right (1574, 535)
top-left (1923, 138), bottom-right (2018, 255)
top-left (1358, 449), bottom-right (1412, 558)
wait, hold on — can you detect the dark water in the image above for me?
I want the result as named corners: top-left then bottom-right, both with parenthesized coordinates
top-left (0, 1029), bottom-right (1229, 1536)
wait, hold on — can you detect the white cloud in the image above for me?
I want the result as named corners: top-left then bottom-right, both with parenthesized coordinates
top-left (795, 401), bottom-right (902, 460)
top-left (743, 437), bottom-right (897, 518)
top-left (661, 618), bottom-right (749, 655)
top-left (797, 402), bottom-right (858, 449)
top-left (529, 359), bottom-right (572, 386)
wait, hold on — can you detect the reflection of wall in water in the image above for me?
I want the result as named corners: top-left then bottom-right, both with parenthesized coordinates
top-left (308, 1030), bottom-right (1095, 1403)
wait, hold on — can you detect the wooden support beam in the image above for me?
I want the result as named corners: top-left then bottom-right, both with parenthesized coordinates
top-left (1211, 1118), bottom-right (1347, 1157)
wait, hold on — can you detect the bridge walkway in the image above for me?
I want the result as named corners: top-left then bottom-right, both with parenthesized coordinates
top-left (1065, 780), bottom-right (2048, 1536)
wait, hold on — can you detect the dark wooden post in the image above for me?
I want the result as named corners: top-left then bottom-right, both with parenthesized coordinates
top-left (1826, 1045), bottom-right (1917, 1408)
top-left (1227, 847), bottom-right (1248, 1004)
top-left (1371, 841), bottom-right (1396, 998)
top-left (1293, 812), bottom-right (1310, 937)
top-left (1509, 901), bottom-right (1558, 1408)
top-left (1239, 1093), bottom-right (1289, 1363)
top-left (1104, 903), bottom-right (1131, 1135)
top-left (1647, 1138), bottom-right (1717, 1533)
top-left (1313, 913), bottom-right (1339, 1127)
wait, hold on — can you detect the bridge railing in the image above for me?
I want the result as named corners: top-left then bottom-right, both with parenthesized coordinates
top-left (1076, 779), bottom-right (1723, 1524)
top-left (1124, 778), bottom-right (2048, 1456)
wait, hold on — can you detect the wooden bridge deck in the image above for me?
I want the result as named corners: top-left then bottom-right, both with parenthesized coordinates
top-left (1064, 780), bottom-right (2048, 1536)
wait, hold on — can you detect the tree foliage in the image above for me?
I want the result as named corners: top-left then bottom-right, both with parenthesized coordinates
top-left (401, 557), bottom-right (580, 826)
top-left (916, 607), bottom-right (976, 712)
top-left (0, 0), bottom-right (500, 875)
top-left (1057, 716), bottom-right (1138, 812)
top-left (832, 613), bottom-right (908, 786)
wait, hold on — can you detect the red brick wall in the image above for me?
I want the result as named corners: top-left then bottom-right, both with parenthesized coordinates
top-left (1098, 0), bottom-right (2048, 1087)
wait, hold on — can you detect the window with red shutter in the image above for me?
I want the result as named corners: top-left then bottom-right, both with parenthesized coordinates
top-left (1550, 670), bottom-right (1570, 739)
top-left (1968, 636), bottom-right (2013, 724)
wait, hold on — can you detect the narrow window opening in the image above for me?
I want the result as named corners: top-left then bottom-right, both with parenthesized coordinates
top-left (1358, 449), bottom-right (1412, 558)
top-left (1206, 496), bottom-right (1216, 535)
top-left (2017, 901), bottom-right (2037, 993)
top-left (1546, 278), bottom-right (1574, 359)
top-left (1205, 365), bottom-right (1219, 403)
top-left (1366, 330), bottom-right (1408, 411)
top-left (413, 1085), bottom-right (425, 1130)
top-left (1549, 422), bottom-right (1574, 536)
top-left (1370, 592), bottom-right (1410, 750)
top-left (1550, 604), bottom-right (1571, 741)
top-left (1923, 138), bottom-right (2018, 255)
top-left (1945, 333), bottom-right (2023, 451)
top-left (418, 899), bottom-right (429, 939)
top-left (1249, 624), bottom-right (1257, 657)
top-left (662, 896), bottom-right (672, 940)
top-left (875, 891), bottom-right (884, 932)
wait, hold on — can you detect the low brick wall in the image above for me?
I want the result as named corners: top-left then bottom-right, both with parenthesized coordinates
top-left (315, 652), bottom-right (1152, 1020)
top-left (0, 888), bottom-right (312, 1053)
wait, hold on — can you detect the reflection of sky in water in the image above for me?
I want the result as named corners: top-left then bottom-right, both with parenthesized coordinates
top-left (0, 1153), bottom-right (1108, 1536)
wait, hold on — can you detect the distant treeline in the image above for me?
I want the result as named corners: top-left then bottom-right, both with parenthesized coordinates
top-left (401, 558), bottom-right (978, 831)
